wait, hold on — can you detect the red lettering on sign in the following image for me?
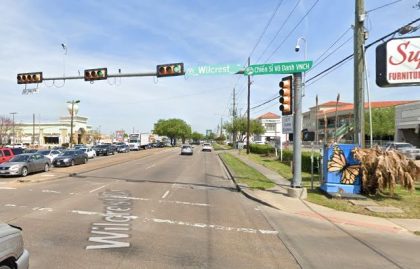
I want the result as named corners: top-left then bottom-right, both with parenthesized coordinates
top-left (388, 41), bottom-right (420, 69)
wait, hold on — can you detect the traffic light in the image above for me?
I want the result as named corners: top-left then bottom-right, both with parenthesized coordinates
top-left (17, 72), bottom-right (43, 84)
top-left (156, 63), bottom-right (184, 77)
top-left (279, 76), bottom-right (293, 116)
top-left (84, 68), bottom-right (108, 81)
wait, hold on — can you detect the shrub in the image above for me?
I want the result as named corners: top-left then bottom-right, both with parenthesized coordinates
top-left (279, 149), bottom-right (321, 173)
top-left (249, 144), bottom-right (274, 155)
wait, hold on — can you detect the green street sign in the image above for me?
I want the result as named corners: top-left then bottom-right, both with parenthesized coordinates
top-left (185, 64), bottom-right (243, 77)
top-left (244, 61), bottom-right (313, 76)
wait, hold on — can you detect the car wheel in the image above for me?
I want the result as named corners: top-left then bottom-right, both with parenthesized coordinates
top-left (44, 163), bottom-right (50, 172)
top-left (0, 265), bottom-right (13, 269)
top-left (105, 152), bottom-right (108, 156)
top-left (21, 167), bottom-right (28, 177)
top-left (84, 158), bottom-right (87, 164)
top-left (71, 160), bottom-right (75, 166)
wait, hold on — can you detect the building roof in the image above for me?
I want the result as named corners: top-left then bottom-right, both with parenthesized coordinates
top-left (318, 101), bottom-right (352, 107)
top-left (257, 112), bottom-right (280, 119)
top-left (317, 100), bottom-right (416, 116)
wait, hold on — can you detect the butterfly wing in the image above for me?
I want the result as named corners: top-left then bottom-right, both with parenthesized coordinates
top-left (328, 145), bottom-right (347, 172)
top-left (340, 165), bottom-right (360, 185)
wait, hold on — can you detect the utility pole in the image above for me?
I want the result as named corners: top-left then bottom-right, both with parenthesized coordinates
top-left (32, 113), bottom-right (35, 146)
top-left (354, 0), bottom-right (365, 147)
top-left (232, 88), bottom-right (237, 148)
top-left (220, 117), bottom-right (223, 137)
top-left (315, 95), bottom-right (319, 145)
top-left (67, 100), bottom-right (80, 147)
top-left (292, 73), bottom-right (303, 187)
top-left (10, 112), bottom-right (17, 146)
top-left (246, 57), bottom-right (251, 154)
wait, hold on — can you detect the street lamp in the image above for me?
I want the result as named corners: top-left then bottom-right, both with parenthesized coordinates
top-left (10, 112), bottom-right (17, 146)
top-left (66, 100), bottom-right (80, 147)
top-left (295, 37), bottom-right (307, 96)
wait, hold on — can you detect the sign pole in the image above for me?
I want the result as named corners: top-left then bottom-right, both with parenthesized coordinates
top-left (292, 73), bottom-right (302, 188)
top-left (246, 57), bottom-right (251, 154)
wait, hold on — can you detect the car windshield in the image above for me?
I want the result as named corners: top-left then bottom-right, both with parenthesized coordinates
top-left (38, 150), bottom-right (50, 155)
top-left (182, 146), bottom-right (191, 149)
top-left (10, 155), bottom-right (30, 162)
top-left (396, 143), bottom-right (414, 149)
top-left (203, 143), bottom-right (211, 146)
top-left (62, 151), bottom-right (76, 156)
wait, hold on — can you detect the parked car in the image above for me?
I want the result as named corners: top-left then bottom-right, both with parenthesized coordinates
top-left (5, 143), bottom-right (27, 149)
top-left (22, 149), bottom-right (37, 154)
top-left (93, 144), bottom-right (116, 156)
top-left (78, 148), bottom-right (96, 159)
top-left (52, 150), bottom-right (88, 167)
top-left (37, 149), bottom-right (63, 162)
top-left (0, 153), bottom-right (51, 177)
top-left (181, 145), bottom-right (193, 155)
top-left (116, 144), bottom-right (130, 153)
top-left (0, 148), bottom-right (18, 165)
top-left (0, 223), bottom-right (29, 269)
top-left (73, 144), bottom-right (86, 150)
top-left (202, 143), bottom-right (213, 152)
top-left (383, 142), bottom-right (420, 160)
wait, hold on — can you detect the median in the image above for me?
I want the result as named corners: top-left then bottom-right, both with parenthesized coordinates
top-left (219, 152), bottom-right (275, 190)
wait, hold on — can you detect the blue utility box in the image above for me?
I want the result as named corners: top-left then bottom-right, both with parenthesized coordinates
top-left (320, 144), bottom-right (361, 194)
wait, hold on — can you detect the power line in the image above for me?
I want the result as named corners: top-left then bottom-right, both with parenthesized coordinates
top-left (255, 0), bottom-right (301, 63)
top-left (248, 0), bottom-right (284, 59)
top-left (366, 0), bottom-right (402, 13)
top-left (309, 26), bottom-right (352, 71)
top-left (265, 0), bottom-right (320, 63)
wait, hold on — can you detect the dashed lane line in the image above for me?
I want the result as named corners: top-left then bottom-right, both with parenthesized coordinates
top-left (89, 185), bottom-right (107, 193)
top-left (161, 190), bottom-right (169, 199)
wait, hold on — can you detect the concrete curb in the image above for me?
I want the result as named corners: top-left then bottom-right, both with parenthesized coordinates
top-left (218, 153), bottom-right (281, 210)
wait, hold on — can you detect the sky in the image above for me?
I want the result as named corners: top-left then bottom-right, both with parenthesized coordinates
top-left (1, 0), bottom-right (419, 135)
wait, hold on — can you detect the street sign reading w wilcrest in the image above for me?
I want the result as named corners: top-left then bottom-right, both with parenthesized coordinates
top-left (185, 64), bottom-right (243, 76)
top-left (244, 61), bottom-right (313, 76)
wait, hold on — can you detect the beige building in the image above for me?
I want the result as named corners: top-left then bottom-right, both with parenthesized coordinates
top-left (13, 104), bottom-right (92, 146)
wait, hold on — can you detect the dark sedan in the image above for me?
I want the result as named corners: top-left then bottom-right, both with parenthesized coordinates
top-left (93, 144), bottom-right (116, 156)
top-left (52, 150), bottom-right (88, 167)
top-left (116, 144), bottom-right (130, 153)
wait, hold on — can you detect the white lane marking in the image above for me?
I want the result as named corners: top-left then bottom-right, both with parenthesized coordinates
top-left (161, 190), bottom-right (170, 199)
top-left (146, 218), bottom-right (278, 235)
top-left (32, 207), bottom-right (53, 212)
top-left (42, 189), bottom-right (61, 194)
top-left (106, 195), bottom-right (149, 201)
top-left (70, 210), bottom-right (139, 219)
top-left (0, 187), bottom-right (16, 190)
top-left (89, 185), bottom-right (107, 193)
top-left (71, 210), bottom-right (102, 216)
top-left (145, 164), bottom-right (156, 170)
top-left (159, 200), bottom-right (210, 207)
top-left (40, 174), bottom-right (56, 177)
top-left (5, 204), bottom-right (16, 207)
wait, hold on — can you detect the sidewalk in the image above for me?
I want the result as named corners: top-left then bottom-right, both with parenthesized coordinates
top-left (220, 150), bottom-right (420, 235)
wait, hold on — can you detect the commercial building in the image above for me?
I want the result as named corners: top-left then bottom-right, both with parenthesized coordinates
top-left (302, 100), bottom-right (415, 144)
top-left (253, 112), bottom-right (287, 145)
top-left (11, 104), bottom-right (92, 147)
top-left (395, 101), bottom-right (420, 147)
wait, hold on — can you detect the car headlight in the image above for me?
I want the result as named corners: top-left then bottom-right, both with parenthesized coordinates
top-left (9, 165), bottom-right (20, 170)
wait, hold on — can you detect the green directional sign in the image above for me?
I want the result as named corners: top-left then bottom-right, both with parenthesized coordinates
top-left (185, 64), bottom-right (243, 77)
top-left (244, 61), bottom-right (313, 76)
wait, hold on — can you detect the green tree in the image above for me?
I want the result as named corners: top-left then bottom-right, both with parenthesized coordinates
top-left (153, 118), bottom-right (192, 145)
top-left (364, 107), bottom-right (395, 138)
top-left (191, 132), bottom-right (204, 142)
top-left (224, 117), bottom-right (265, 142)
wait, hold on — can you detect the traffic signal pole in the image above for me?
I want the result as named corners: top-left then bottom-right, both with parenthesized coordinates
top-left (42, 72), bottom-right (158, 82)
top-left (292, 72), bottom-right (302, 188)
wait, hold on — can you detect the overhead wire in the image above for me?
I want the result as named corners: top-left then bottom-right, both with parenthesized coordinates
top-left (264, 0), bottom-right (320, 63)
top-left (255, 0), bottom-right (302, 64)
top-left (366, 0), bottom-right (402, 13)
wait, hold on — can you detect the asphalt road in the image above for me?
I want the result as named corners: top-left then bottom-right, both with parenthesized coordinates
top-left (0, 147), bottom-right (419, 269)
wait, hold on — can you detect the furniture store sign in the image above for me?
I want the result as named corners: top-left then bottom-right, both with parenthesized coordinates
top-left (376, 36), bottom-right (420, 87)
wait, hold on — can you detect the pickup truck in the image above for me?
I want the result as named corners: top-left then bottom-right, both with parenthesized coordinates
top-left (383, 142), bottom-right (420, 160)
top-left (0, 223), bottom-right (29, 269)
top-left (0, 148), bottom-right (22, 165)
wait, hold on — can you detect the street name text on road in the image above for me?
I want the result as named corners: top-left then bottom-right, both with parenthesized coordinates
top-left (244, 61), bottom-right (313, 76)
top-left (185, 64), bottom-right (243, 76)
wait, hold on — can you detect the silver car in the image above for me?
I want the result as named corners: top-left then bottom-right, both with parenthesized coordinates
top-left (0, 223), bottom-right (29, 269)
top-left (0, 153), bottom-right (51, 177)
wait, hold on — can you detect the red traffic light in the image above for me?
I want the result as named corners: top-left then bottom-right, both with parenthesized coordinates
top-left (156, 63), bottom-right (184, 77)
top-left (279, 76), bottom-right (293, 116)
top-left (17, 72), bottom-right (43, 84)
top-left (84, 68), bottom-right (108, 81)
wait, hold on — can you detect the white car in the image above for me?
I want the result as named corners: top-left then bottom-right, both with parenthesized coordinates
top-left (79, 148), bottom-right (96, 159)
top-left (37, 149), bottom-right (63, 162)
top-left (202, 143), bottom-right (212, 152)
top-left (0, 223), bottom-right (29, 269)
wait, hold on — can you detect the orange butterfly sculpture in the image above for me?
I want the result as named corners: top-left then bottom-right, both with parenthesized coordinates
top-left (327, 145), bottom-right (360, 185)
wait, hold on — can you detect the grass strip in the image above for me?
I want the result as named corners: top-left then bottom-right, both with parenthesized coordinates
top-left (220, 153), bottom-right (275, 190)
